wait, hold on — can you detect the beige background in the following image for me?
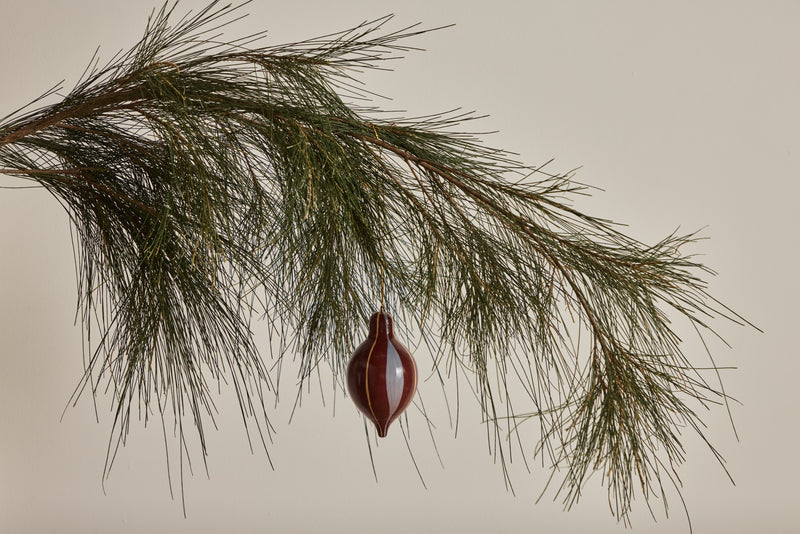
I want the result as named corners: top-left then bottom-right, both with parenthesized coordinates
top-left (1, 1), bottom-right (797, 532)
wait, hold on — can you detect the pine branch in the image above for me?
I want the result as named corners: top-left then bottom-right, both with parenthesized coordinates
top-left (0, 0), bottom-right (755, 524)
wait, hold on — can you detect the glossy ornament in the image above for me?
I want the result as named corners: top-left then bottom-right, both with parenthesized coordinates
top-left (347, 311), bottom-right (417, 437)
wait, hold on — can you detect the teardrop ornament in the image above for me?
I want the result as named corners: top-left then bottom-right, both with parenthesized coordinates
top-left (346, 311), bottom-right (417, 437)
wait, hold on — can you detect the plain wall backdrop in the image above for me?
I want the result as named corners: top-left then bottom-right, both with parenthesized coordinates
top-left (1, 1), bottom-right (797, 532)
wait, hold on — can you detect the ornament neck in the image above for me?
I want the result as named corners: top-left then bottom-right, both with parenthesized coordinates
top-left (368, 311), bottom-right (394, 338)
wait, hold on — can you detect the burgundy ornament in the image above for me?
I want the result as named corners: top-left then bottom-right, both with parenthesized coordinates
top-left (347, 311), bottom-right (417, 437)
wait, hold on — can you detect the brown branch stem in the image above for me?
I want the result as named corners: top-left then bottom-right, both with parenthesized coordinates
top-left (0, 87), bottom-right (144, 148)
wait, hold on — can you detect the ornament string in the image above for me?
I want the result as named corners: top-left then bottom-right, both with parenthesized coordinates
top-left (378, 236), bottom-right (385, 312)
top-left (372, 122), bottom-right (387, 313)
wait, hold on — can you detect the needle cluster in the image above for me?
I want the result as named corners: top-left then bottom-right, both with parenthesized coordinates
top-left (0, 1), bottom-right (752, 524)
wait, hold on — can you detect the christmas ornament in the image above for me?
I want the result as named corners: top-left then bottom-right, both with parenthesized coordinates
top-left (347, 311), bottom-right (417, 437)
